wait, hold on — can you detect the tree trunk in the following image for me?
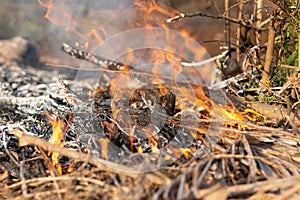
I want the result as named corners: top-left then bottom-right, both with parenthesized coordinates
top-left (236, 0), bottom-right (244, 62)
top-left (256, 0), bottom-right (264, 46)
top-left (261, 19), bottom-right (275, 88)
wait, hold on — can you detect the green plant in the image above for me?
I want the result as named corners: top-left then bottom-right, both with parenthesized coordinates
top-left (274, 0), bottom-right (300, 67)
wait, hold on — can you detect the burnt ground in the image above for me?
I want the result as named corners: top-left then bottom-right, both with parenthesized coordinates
top-left (1, 1), bottom-right (300, 199)
top-left (0, 54), bottom-right (300, 200)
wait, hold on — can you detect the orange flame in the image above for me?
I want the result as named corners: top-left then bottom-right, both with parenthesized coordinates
top-left (40, 0), bottom-right (258, 158)
top-left (137, 146), bottom-right (143, 154)
top-left (179, 148), bottom-right (193, 159)
top-left (46, 112), bottom-right (71, 174)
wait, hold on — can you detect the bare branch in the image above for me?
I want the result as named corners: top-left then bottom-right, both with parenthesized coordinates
top-left (61, 43), bottom-right (132, 71)
top-left (167, 12), bottom-right (266, 31)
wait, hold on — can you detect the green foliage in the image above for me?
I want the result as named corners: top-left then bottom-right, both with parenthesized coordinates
top-left (280, 22), bottom-right (298, 67)
top-left (271, 68), bottom-right (288, 87)
top-left (276, 0), bottom-right (300, 67)
top-left (250, 94), bottom-right (278, 103)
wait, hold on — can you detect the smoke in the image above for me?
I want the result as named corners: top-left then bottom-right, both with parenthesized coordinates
top-left (1, 0), bottom-right (223, 75)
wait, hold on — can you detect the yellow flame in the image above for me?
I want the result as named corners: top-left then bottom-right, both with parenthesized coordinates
top-left (46, 112), bottom-right (70, 174)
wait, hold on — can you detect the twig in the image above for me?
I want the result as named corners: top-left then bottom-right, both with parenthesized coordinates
top-left (19, 161), bottom-right (28, 196)
top-left (270, 1), bottom-right (300, 24)
top-left (242, 45), bottom-right (261, 70)
top-left (208, 69), bottom-right (253, 89)
top-left (166, 12), bottom-right (266, 31)
top-left (225, 0), bottom-right (231, 49)
top-left (106, 116), bottom-right (130, 136)
top-left (280, 64), bottom-right (299, 69)
top-left (5, 176), bottom-right (106, 189)
top-left (5, 148), bottom-right (20, 168)
top-left (181, 50), bottom-right (228, 67)
top-left (278, 81), bottom-right (292, 95)
top-left (298, 28), bottom-right (300, 69)
top-left (236, 0), bottom-right (244, 62)
top-left (197, 158), bottom-right (213, 186)
top-left (226, 175), bottom-right (300, 197)
top-left (241, 135), bottom-right (257, 181)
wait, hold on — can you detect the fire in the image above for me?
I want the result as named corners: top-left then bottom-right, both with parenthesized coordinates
top-left (169, 147), bottom-right (193, 159)
top-left (38, 0), bottom-right (73, 28)
top-left (133, 0), bottom-right (179, 26)
top-left (179, 148), bottom-right (193, 159)
top-left (137, 146), bottom-right (143, 154)
top-left (39, 1), bottom-right (264, 160)
top-left (45, 112), bottom-right (71, 174)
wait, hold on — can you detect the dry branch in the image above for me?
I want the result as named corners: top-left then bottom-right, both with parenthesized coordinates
top-left (298, 24), bottom-right (300, 68)
top-left (167, 11), bottom-right (266, 31)
top-left (11, 129), bottom-right (170, 185)
top-left (225, 0), bottom-right (231, 49)
top-left (191, 175), bottom-right (300, 198)
top-left (236, 0), bottom-right (244, 62)
top-left (256, 0), bottom-right (264, 45)
top-left (61, 43), bottom-right (132, 71)
top-left (208, 68), bottom-right (254, 89)
top-left (181, 49), bottom-right (228, 67)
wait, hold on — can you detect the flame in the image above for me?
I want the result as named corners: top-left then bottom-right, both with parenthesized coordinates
top-left (137, 146), bottom-right (143, 154)
top-left (133, 0), bottom-right (178, 26)
top-left (46, 112), bottom-right (71, 174)
top-left (39, 0), bottom-right (260, 159)
top-left (169, 147), bottom-right (193, 159)
top-left (67, 162), bottom-right (75, 173)
top-left (179, 148), bottom-right (193, 159)
top-left (38, 0), bottom-right (73, 27)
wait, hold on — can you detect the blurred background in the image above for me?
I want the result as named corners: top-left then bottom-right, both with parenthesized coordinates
top-left (0, 0), bottom-right (274, 70)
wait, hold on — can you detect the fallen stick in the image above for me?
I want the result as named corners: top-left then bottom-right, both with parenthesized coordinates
top-left (61, 43), bottom-right (132, 71)
top-left (193, 175), bottom-right (300, 198)
top-left (181, 50), bottom-right (228, 67)
top-left (11, 129), bottom-right (170, 185)
top-left (208, 70), bottom-right (253, 89)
